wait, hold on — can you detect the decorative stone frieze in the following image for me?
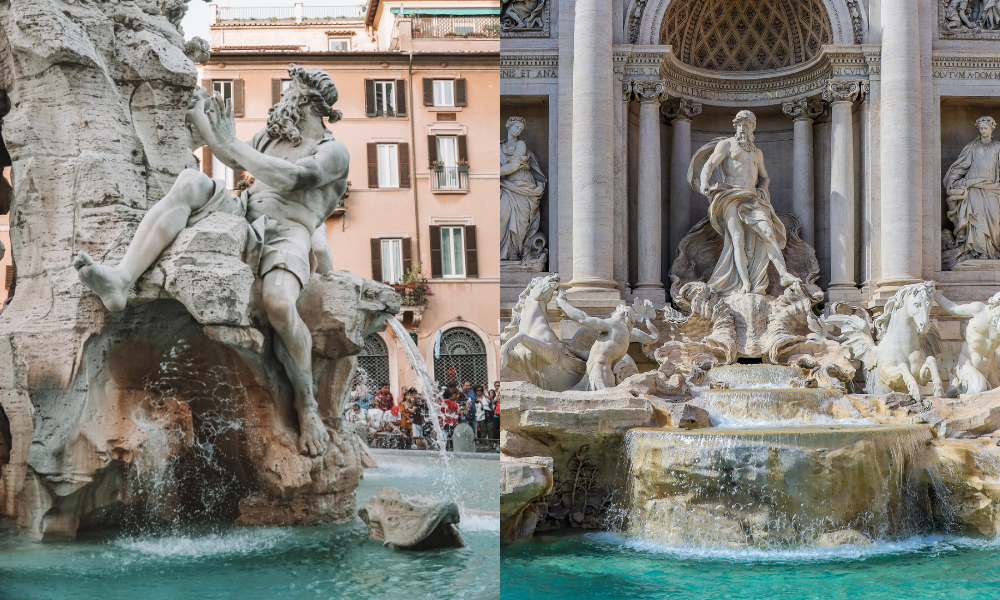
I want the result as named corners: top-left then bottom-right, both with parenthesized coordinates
top-left (501, 0), bottom-right (549, 38)
top-left (940, 0), bottom-right (1000, 39)
top-left (500, 51), bottom-right (558, 79)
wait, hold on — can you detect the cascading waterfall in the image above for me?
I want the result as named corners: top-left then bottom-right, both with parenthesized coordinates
top-left (622, 364), bottom-right (938, 548)
top-left (128, 341), bottom-right (250, 529)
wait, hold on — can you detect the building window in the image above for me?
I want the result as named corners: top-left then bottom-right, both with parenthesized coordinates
top-left (329, 38), bottom-right (350, 52)
top-left (436, 136), bottom-right (460, 189)
top-left (433, 327), bottom-right (487, 388)
top-left (281, 79), bottom-right (292, 95)
top-left (433, 80), bottom-right (454, 106)
top-left (212, 155), bottom-right (234, 190)
top-left (356, 333), bottom-right (390, 390)
top-left (381, 238), bottom-right (404, 284)
top-left (377, 144), bottom-right (399, 188)
top-left (440, 226), bottom-right (465, 277)
top-left (213, 80), bottom-right (233, 103)
top-left (374, 81), bottom-right (395, 117)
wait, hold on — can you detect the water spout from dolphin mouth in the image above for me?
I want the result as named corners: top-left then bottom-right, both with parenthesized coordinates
top-left (385, 316), bottom-right (460, 503)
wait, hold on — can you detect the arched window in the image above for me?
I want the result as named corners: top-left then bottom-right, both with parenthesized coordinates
top-left (433, 327), bottom-right (488, 388)
top-left (356, 334), bottom-right (390, 389)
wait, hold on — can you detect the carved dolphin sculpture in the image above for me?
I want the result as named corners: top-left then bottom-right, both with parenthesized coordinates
top-left (358, 486), bottom-right (465, 550)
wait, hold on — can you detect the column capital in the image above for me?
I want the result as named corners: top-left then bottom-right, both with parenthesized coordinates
top-left (661, 98), bottom-right (702, 121)
top-left (822, 79), bottom-right (863, 104)
top-left (621, 80), bottom-right (633, 103)
top-left (631, 79), bottom-right (667, 104)
top-left (781, 98), bottom-right (825, 121)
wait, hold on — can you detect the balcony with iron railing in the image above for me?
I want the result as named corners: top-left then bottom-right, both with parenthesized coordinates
top-left (215, 5), bottom-right (364, 23)
top-left (411, 15), bottom-right (500, 38)
top-left (429, 166), bottom-right (470, 193)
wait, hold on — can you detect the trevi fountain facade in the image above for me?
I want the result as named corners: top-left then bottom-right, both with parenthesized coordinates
top-left (500, 0), bottom-right (1000, 594)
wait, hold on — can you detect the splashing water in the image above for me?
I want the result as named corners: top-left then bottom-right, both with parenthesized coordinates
top-left (385, 316), bottom-right (460, 503)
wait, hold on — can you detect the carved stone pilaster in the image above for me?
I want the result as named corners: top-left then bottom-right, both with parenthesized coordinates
top-left (632, 79), bottom-right (667, 104)
top-left (662, 98), bottom-right (702, 121)
top-left (822, 80), bottom-right (863, 104)
top-left (781, 98), bottom-right (826, 121)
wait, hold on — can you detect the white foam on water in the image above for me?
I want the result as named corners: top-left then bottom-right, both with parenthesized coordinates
top-left (589, 532), bottom-right (1000, 564)
top-left (362, 460), bottom-right (439, 479)
top-left (113, 528), bottom-right (292, 559)
top-left (459, 513), bottom-right (500, 532)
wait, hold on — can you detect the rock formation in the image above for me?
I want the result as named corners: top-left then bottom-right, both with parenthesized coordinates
top-left (0, 0), bottom-right (397, 539)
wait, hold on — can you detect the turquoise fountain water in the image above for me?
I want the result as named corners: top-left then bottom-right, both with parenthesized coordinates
top-left (0, 452), bottom-right (499, 599)
top-left (502, 364), bottom-right (1000, 598)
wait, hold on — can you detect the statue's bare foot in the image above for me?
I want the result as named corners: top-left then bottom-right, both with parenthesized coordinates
top-left (297, 406), bottom-right (330, 457)
top-left (71, 252), bottom-right (130, 312)
top-left (738, 283), bottom-right (752, 294)
top-left (779, 273), bottom-right (801, 287)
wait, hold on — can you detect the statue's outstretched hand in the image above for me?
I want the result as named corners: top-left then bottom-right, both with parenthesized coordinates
top-left (205, 92), bottom-right (238, 146)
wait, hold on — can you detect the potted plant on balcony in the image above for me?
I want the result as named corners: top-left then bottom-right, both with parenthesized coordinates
top-left (431, 160), bottom-right (445, 172)
top-left (400, 264), bottom-right (431, 306)
top-left (457, 159), bottom-right (469, 173)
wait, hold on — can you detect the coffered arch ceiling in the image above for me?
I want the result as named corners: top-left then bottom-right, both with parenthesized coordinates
top-left (659, 0), bottom-right (834, 71)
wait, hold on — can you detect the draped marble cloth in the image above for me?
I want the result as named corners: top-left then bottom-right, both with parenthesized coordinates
top-left (500, 141), bottom-right (546, 261)
top-left (944, 137), bottom-right (1000, 259)
top-left (687, 137), bottom-right (786, 296)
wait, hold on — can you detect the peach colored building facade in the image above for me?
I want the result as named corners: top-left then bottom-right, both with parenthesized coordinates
top-left (200, 3), bottom-right (500, 395)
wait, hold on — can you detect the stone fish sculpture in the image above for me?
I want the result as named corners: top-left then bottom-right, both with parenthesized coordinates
top-left (358, 486), bottom-right (465, 550)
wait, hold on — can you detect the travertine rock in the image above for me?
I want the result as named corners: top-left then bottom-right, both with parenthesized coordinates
top-left (501, 456), bottom-right (553, 542)
top-left (358, 486), bottom-right (465, 550)
top-left (0, 0), bottom-right (398, 540)
top-left (917, 389), bottom-right (1000, 438)
top-left (649, 400), bottom-right (710, 429)
top-left (916, 438), bottom-right (1000, 536)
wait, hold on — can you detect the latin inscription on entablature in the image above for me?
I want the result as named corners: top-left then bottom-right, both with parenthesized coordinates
top-left (501, 68), bottom-right (558, 79)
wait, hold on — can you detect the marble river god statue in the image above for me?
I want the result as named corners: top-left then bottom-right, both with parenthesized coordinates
top-left (73, 65), bottom-right (348, 457)
top-left (690, 110), bottom-right (801, 296)
top-left (943, 116), bottom-right (1000, 268)
top-left (500, 116), bottom-right (547, 262)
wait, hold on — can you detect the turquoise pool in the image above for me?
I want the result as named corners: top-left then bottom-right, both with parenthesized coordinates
top-left (0, 453), bottom-right (499, 600)
top-left (502, 530), bottom-right (1000, 600)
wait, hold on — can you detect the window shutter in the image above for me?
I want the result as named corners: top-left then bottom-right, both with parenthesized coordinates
top-left (429, 225), bottom-right (443, 279)
top-left (398, 142), bottom-right (410, 189)
top-left (365, 79), bottom-right (376, 117)
top-left (395, 79), bottom-right (407, 117)
top-left (203, 146), bottom-right (213, 177)
top-left (371, 238), bottom-right (383, 281)
top-left (457, 135), bottom-right (468, 162)
top-left (427, 135), bottom-right (438, 167)
top-left (4, 265), bottom-right (12, 290)
top-left (422, 78), bottom-right (433, 106)
top-left (201, 79), bottom-right (213, 94)
top-left (402, 237), bottom-right (413, 275)
top-left (367, 143), bottom-right (379, 188)
top-left (464, 225), bottom-right (478, 278)
top-left (455, 79), bottom-right (467, 107)
top-left (271, 79), bottom-right (282, 105)
top-left (233, 78), bottom-right (245, 117)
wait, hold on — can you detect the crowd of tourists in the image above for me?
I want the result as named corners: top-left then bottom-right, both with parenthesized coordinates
top-left (345, 379), bottom-right (501, 451)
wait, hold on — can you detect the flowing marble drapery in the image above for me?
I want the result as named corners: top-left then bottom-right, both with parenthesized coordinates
top-left (944, 137), bottom-right (1000, 260)
top-left (500, 139), bottom-right (546, 261)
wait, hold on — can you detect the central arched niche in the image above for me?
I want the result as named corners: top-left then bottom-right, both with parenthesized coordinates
top-left (660, 0), bottom-right (833, 71)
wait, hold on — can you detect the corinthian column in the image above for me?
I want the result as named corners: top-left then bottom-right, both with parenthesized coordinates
top-left (879, 0), bottom-right (922, 292)
top-left (781, 98), bottom-right (824, 247)
top-left (823, 80), bottom-right (862, 297)
top-left (613, 79), bottom-right (632, 295)
top-left (664, 98), bottom-right (702, 263)
top-left (570, 0), bottom-right (617, 294)
top-left (632, 80), bottom-right (667, 305)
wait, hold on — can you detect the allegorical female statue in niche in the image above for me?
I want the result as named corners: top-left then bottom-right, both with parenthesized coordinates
top-left (500, 116), bottom-right (547, 261)
top-left (944, 116), bottom-right (1000, 268)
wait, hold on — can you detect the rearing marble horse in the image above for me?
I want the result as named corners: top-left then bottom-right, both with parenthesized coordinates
top-left (500, 273), bottom-right (585, 391)
top-left (828, 281), bottom-right (945, 400)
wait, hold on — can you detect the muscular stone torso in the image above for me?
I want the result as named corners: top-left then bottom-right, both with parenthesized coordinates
top-left (717, 139), bottom-right (760, 190)
top-left (244, 134), bottom-right (349, 233)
